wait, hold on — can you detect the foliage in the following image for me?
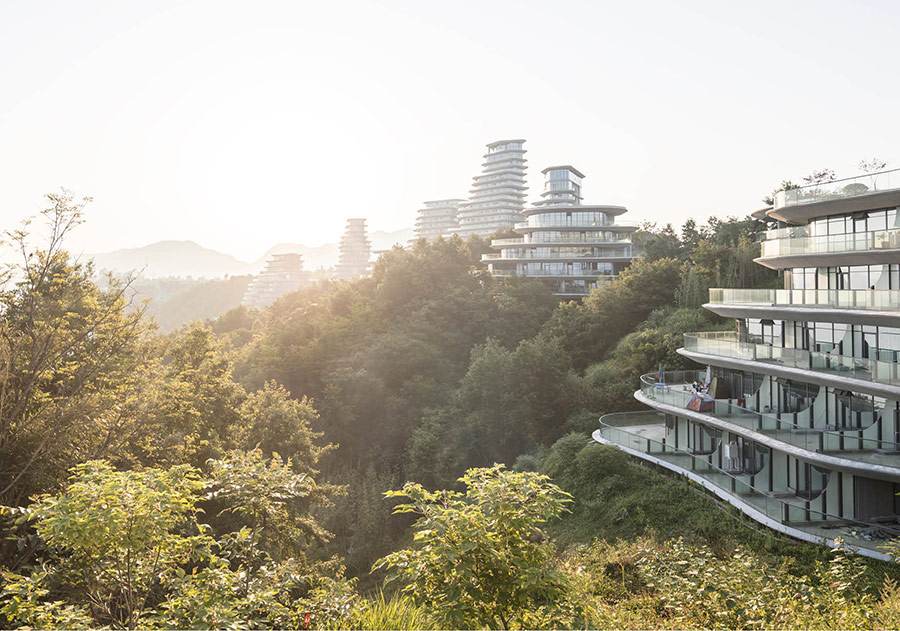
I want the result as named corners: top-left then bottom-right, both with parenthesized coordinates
top-left (0, 452), bottom-right (353, 630)
top-left (373, 465), bottom-right (574, 630)
top-left (344, 592), bottom-right (436, 631)
top-left (0, 191), bottom-right (153, 506)
top-left (1, 461), bottom-right (207, 629)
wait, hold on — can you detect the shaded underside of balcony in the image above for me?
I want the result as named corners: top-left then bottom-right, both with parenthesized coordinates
top-left (755, 247), bottom-right (900, 270)
top-left (703, 302), bottom-right (900, 328)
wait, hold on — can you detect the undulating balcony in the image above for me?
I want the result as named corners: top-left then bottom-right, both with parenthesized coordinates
top-left (682, 331), bottom-right (900, 391)
top-left (775, 168), bottom-right (900, 209)
top-left (708, 288), bottom-right (900, 312)
top-left (705, 287), bottom-right (900, 327)
top-left (638, 370), bottom-right (900, 471)
top-left (594, 411), bottom-right (900, 559)
top-left (758, 228), bottom-right (900, 269)
top-left (489, 269), bottom-right (620, 280)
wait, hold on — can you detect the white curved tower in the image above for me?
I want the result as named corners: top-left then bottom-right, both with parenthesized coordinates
top-left (484, 165), bottom-right (639, 298)
top-left (454, 139), bottom-right (528, 238)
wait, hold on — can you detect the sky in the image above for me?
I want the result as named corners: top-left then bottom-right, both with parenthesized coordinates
top-left (1, 0), bottom-right (899, 262)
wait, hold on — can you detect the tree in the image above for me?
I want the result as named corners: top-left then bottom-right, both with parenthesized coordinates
top-left (0, 191), bottom-right (152, 507)
top-left (762, 179), bottom-right (801, 206)
top-left (373, 465), bottom-right (573, 630)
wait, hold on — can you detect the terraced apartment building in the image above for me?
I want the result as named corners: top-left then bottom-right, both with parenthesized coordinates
top-left (453, 139), bottom-right (528, 238)
top-left (484, 165), bottom-right (639, 298)
top-left (595, 167), bottom-right (900, 559)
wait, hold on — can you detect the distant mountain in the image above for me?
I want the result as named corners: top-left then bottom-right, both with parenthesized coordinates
top-left (90, 227), bottom-right (415, 279)
top-left (90, 240), bottom-right (253, 279)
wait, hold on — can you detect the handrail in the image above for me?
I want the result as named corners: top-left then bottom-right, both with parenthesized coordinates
top-left (639, 370), bottom-right (900, 459)
top-left (683, 332), bottom-right (900, 388)
top-left (776, 168), bottom-right (900, 208)
top-left (707, 287), bottom-right (900, 312)
top-left (597, 411), bottom-right (900, 544)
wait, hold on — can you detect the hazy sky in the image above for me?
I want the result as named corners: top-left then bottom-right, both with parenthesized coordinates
top-left (2, 0), bottom-right (899, 261)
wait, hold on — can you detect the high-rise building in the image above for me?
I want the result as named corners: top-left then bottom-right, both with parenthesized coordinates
top-left (484, 166), bottom-right (640, 298)
top-left (595, 166), bottom-right (900, 559)
top-left (335, 218), bottom-right (371, 279)
top-left (414, 199), bottom-right (464, 241)
top-left (454, 139), bottom-right (528, 238)
top-left (243, 253), bottom-right (308, 308)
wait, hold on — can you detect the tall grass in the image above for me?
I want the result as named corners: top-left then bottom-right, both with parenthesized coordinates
top-left (341, 592), bottom-right (436, 630)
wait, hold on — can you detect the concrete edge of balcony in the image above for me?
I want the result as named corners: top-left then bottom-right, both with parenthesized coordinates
top-left (702, 302), bottom-right (900, 328)
top-left (677, 347), bottom-right (900, 401)
top-left (767, 189), bottom-right (900, 224)
top-left (754, 248), bottom-right (900, 270)
top-left (591, 425), bottom-right (890, 561)
top-left (633, 389), bottom-right (900, 482)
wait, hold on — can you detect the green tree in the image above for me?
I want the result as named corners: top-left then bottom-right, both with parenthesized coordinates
top-left (0, 191), bottom-right (152, 507)
top-left (373, 465), bottom-right (573, 630)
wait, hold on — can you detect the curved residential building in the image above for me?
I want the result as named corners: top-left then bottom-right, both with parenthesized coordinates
top-left (454, 139), bottom-right (528, 238)
top-left (414, 199), bottom-right (464, 241)
top-left (484, 165), bottom-right (639, 298)
top-left (595, 167), bottom-right (900, 560)
top-left (335, 218), bottom-right (371, 279)
top-left (243, 253), bottom-right (309, 308)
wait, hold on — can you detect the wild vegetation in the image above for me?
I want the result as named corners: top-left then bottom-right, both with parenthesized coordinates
top-left (4, 191), bottom-right (899, 629)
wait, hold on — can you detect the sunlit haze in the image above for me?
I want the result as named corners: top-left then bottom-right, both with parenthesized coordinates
top-left (2, 0), bottom-right (899, 261)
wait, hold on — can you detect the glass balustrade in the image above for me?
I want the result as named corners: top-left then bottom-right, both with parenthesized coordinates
top-left (775, 168), bottom-right (900, 208)
top-left (639, 370), bottom-right (900, 467)
top-left (707, 287), bottom-right (900, 311)
top-left (683, 332), bottom-right (900, 387)
top-left (597, 411), bottom-right (900, 553)
top-left (491, 269), bottom-right (620, 278)
top-left (760, 228), bottom-right (900, 258)
top-left (491, 238), bottom-right (524, 246)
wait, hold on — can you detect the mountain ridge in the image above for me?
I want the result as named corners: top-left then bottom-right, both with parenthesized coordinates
top-left (89, 227), bottom-right (414, 279)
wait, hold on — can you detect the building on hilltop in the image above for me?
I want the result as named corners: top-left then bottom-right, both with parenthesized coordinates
top-left (594, 165), bottom-right (900, 560)
top-left (483, 165), bottom-right (640, 298)
top-left (335, 218), bottom-right (371, 279)
top-left (243, 253), bottom-right (308, 308)
top-left (414, 199), bottom-right (464, 241)
top-left (454, 139), bottom-right (528, 238)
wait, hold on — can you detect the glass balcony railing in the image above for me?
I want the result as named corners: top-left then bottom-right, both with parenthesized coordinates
top-left (597, 411), bottom-right (900, 554)
top-left (683, 331), bottom-right (900, 388)
top-left (640, 370), bottom-right (900, 467)
top-left (484, 249), bottom-right (635, 261)
top-left (760, 228), bottom-right (900, 258)
top-left (759, 225), bottom-right (809, 242)
top-left (492, 235), bottom-right (634, 247)
top-left (490, 269), bottom-right (621, 278)
top-left (491, 238), bottom-right (524, 246)
top-left (775, 168), bottom-right (900, 208)
top-left (707, 287), bottom-right (900, 311)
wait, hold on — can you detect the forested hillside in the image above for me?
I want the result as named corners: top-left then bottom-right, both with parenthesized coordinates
top-left (3, 192), bottom-right (900, 630)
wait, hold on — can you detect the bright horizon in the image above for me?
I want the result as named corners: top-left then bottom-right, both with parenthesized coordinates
top-left (2, 0), bottom-right (900, 261)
